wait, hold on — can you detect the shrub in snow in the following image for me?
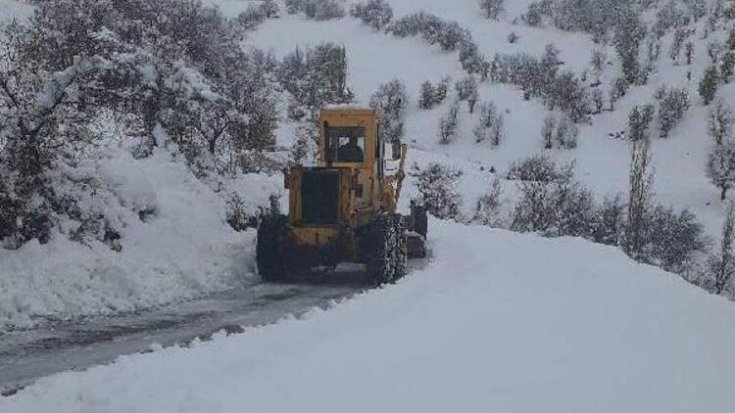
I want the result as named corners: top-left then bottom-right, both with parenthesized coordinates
top-left (351, 0), bottom-right (393, 30)
top-left (699, 66), bottom-right (720, 105)
top-left (507, 32), bottom-right (519, 43)
top-left (506, 154), bottom-right (563, 182)
top-left (627, 104), bottom-right (655, 142)
top-left (459, 41), bottom-right (489, 78)
top-left (590, 88), bottom-right (604, 114)
top-left (547, 71), bottom-right (590, 124)
top-left (590, 195), bottom-right (625, 246)
top-left (720, 51), bottom-right (735, 83)
top-left (645, 205), bottom-right (706, 274)
top-left (707, 140), bottom-right (735, 200)
top-left (708, 100), bottom-right (735, 145)
top-left (413, 163), bottom-right (463, 220)
top-left (455, 76), bottom-right (479, 113)
top-left (703, 203), bottom-right (735, 295)
top-left (669, 27), bottom-right (689, 62)
top-left (523, 1), bottom-right (549, 27)
top-left (510, 162), bottom-right (596, 238)
top-left (370, 79), bottom-right (408, 145)
top-left (474, 102), bottom-right (504, 146)
top-left (438, 102), bottom-right (460, 145)
top-left (541, 114), bottom-right (578, 149)
top-left (418, 78), bottom-right (450, 109)
top-left (590, 49), bottom-right (606, 74)
top-left (656, 87), bottom-right (690, 138)
top-left (473, 178), bottom-right (504, 227)
top-left (387, 12), bottom-right (472, 52)
top-left (286, 0), bottom-right (346, 20)
top-left (479, 0), bottom-right (505, 20)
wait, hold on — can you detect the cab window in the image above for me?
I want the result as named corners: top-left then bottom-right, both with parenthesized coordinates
top-left (326, 126), bottom-right (366, 163)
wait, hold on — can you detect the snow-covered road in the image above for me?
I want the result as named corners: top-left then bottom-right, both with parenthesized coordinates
top-left (3, 219), bottom-right (735, 413)
top-left (0, 282), bottom-right (363, 395)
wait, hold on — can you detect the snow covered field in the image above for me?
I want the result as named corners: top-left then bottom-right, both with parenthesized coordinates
top-left (3, 219), bottom-right (734, 413)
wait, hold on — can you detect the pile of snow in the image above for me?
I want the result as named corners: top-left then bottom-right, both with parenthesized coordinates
top-left (0, 141), bottom-right (282, 330)
top-left (3, 219), bottom-right (734, 412)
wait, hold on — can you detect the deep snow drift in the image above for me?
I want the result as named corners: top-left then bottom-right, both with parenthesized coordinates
top-left (3, 219), bottom-right (734, 413)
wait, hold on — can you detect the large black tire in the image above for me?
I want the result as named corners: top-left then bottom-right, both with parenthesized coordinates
top-left (363, 214), bottom-right (407, 285)
top-left (410, 201), bottom-right (428, 238)
top-left (256, 214), bottom-right (290, 282)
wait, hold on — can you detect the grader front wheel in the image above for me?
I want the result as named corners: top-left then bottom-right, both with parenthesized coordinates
top-left (256, 214), bottom-right (290, 282)
top-left (364, 214), bottom-right (407, 285)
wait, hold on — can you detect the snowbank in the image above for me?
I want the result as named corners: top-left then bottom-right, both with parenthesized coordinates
top-left (0, 145), bottom-right (282, 330)
top-left (4, 219), bottom-right (734, 412)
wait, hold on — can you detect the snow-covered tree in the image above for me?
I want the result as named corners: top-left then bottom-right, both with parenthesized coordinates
top-left (708, 100), bottom-right (735, 145)
top-left (479, 0), bottom-right (505, 20)
top-left (720, 51), bottom-right (735, 82)
top-left (624, 136), bottom-right (652, 261)
top-left (542, 114), bottom-right (577, 149)
top-left (418, 78), bottom-right (450, 109)
top-left (351, 0), bottom-right (393, 30)
top-left (370, 79), bottom-right (408, 145)
top-left (699, 65), bottom-right (720, 105)
top-left (438, 102), bottom-right (460, 145)
top-left (705, 203), bottom-right (735, 295)
top-left (707, 140), bottom-right (735, 200)
top-left (614, 12), bottom-right (646, 85)
top-left (279, 43), bottom-right (353, 120)
top-left (474, 102), bottom-right (504, 146)
top-left (286, 0), bottom-right (346, 20)
top-left (414, 163), bottom-right (463, 219)
top-left (455, 76), bottom-right (479, 113)
top-left (657, 87), bottom-right (690, 138)
top-left (474, 178), bottom-right (504, 227)
top-left (628, 104), bottom-right (655, 142)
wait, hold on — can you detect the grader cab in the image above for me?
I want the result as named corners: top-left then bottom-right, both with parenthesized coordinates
top-left (256, 107), bottom-right (427, 284)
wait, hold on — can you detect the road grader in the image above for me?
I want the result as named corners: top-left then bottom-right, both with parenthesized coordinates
top-left (256, 107), bottom-right (427, 284)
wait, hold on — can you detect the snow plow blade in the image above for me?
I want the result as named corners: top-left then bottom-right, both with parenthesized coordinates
top-left (406, 231), bottom-right (427, 259)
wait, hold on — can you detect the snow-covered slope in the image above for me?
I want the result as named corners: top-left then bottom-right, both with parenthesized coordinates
top-left (249, 0), bottom-right (733, 239)
top-left (0, 142), bottom-right (281, 329)
top-left (3, 219), bottom-right (734, 413)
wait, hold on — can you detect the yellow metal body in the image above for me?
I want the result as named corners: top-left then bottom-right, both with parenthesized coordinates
top-left (284, 107), bottom-right (406, 253)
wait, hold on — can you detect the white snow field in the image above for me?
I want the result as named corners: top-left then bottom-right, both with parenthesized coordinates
top-left (2, 219), bottom-right (734, 413)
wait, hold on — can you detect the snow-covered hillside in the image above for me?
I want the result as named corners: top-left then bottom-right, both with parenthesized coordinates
top-left (1, 0), bottom-right (734, 337)
top-left (250, 0), bottom-right (732, 236)
top-left (3, 219), bottom-right (734, 413)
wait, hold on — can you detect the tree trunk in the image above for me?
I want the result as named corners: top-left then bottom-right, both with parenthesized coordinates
top-left (722, 186), bottom-right (728, 201)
